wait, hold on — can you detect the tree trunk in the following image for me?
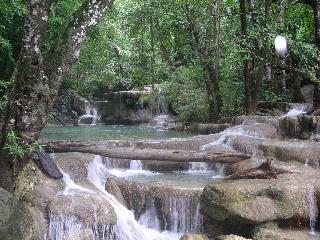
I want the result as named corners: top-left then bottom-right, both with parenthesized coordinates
top-left (45, 141), bottom-right (251, 163)
top-left (0, 0), bottom-right (114, 191)
top-left (203, 3), bottom-right (221, 122)
top-left (240, 0), bottom-right (254, 115)
top-left (315, 0), bottom-right (320, 49)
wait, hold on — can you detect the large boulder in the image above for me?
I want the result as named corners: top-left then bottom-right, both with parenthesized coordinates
top-left (73, 94), bottom-right (90, 115)
top-left (259, 139), bottom-right (320, 167)
top-left (300, 84), bottom-right (315, 104)
top-left (201, 170), bottom-right (320, 229)
top-left (12, 153), bottom-right (118, 239)
top-left (48, 194), bottom-right (116, 226)
top-left (0, 188), bottom-right (46, 240)
top-left (279, 115), bottom-right (320, 139)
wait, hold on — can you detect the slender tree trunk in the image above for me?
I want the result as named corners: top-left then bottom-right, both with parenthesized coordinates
top-left (203, 2), bottom-right (221, 122)
top-left (184, 4), bottom-right (202, 56)
top-left (240, 0), bottom-right (253, 114)
top-left (315, 0), bottom-right (320, 107)
top-left (315, 0), bottom-right (320, 49)
top-left (0, 0), bottom-right (114, 191)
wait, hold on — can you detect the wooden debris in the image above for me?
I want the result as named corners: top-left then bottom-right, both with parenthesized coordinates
top-left (224, 159), bottom-right (294, 180)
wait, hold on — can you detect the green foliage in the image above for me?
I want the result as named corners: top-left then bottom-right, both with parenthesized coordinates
top-left (1, 0), bottom-right (319, 122)
top-left (3, 131), bottom-right (45, 159)
top-left (161, 65), bottom-right (210, 123)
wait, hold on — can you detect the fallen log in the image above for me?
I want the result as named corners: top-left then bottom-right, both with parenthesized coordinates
top-left (224, 159), bottom-right (295, 180)
top-left (44, 141), bottom-right (251, 163)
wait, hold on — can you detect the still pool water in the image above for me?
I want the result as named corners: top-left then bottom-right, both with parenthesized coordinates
top-left (40, 124), bottom-right (195, 141)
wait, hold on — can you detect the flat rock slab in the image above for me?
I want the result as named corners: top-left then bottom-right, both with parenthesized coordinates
top-left (201, 167), bottom-right (320, 225)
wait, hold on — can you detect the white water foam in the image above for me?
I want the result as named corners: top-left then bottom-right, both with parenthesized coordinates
top-left (60, 170), bottom-right (93, 195)
top-left (130, 160), bottom-right (143, 170)
top-left (306, 186), bottom-right (319, 234)
top-left (87, 156), bottom-right (181, 240)
top-left (78, 102), bottom-right (100, 125)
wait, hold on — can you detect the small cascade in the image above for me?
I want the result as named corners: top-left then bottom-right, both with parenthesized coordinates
top-left (156, 86), bottom-right (169, 115)
top-left (103, 156), bottom-right (131, 169)
top-left (284, 103), bottom-right (311, 117)
top-left (200, 125), bottom-right (264, 154)
top-left (78, 102), bottom-right (100, 125)
top-left (130, 160), bottom-right (143, 170)
top-left (162, 193), bottom-right (202, 233)
top-left (305, 186), bottom-right (318, 234)
top-left (47, 215), bottom-right (115, 240)
top-left (189, 162), bottom-right (209, 172)
top-left (138, 197), bottom-right (161, 231)
top-left (305, 159), bottom-right (309, 167)
top-left (211, 163), bottom-right (225, 178)
top-left (87, 156), bottom-right (180, 240)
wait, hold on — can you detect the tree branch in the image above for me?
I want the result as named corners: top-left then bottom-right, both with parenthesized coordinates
top-left (46, 0), bottom-right (114, 95)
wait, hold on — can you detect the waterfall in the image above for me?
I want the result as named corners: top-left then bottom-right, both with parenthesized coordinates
top-left (87, 156), bottom-right (181, 240)
top-left (162, 193), bottom-right (202, 233)
top-left (188, 162), bottom-right (209, 172)
top-left (47, 215), bottom-right (115, 240)
top-left (138, 197), bottom-right (161, 231)
top-left (306, 186), bottom-right (318, 234)
top-left (103, 156), bottom-right (131, 169)
top-left (130, 160), bottom-right (143, 170)
top-left (78, 102), bottom-right (100, 125)
top-left (283, 103), bottom-right (311, 117)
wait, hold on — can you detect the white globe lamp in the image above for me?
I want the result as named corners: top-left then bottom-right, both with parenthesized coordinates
top-left (274, 35), bottom-right (287, 56)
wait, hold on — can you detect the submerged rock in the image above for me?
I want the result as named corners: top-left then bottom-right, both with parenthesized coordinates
top-left (216, 235), bottom-right (252, 240)
top-left (180, 233), bottom-right (209, 240)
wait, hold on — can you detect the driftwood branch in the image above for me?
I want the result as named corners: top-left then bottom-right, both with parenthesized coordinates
top-left (224, 159), bottom-right (294, 180)
top-left (44, 141), bottom-right (251, 163)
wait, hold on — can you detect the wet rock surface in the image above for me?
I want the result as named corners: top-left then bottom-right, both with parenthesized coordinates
top-left (48, 194), bottom-right (116, 226)
top-left (179, 233), bottom-right (209, 240)
top-left (279, 115), bottom-right (320, 140)
top-left (216, 235), bottom-right (252, 240)
top-left (201, 166), bottom-right (320, 234)
top-left (108, 177), bottom-right (203, 232)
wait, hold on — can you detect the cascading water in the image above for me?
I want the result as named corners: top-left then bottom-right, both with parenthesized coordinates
top-left (188, 162), bottom-right (225, 178)
top-left (161, 193), bottom-right (202, 233)
top-left (305, 186), bottom-right (319, 234)
top-left (138, 197), bottom-right (161, 231)
top-left (87, 156), bottom-right (181, 240)
top-left (47, 215), bottom-right (115, 240)
top-left (130, 160), bottom-right (143, 170)
top-left (78, 102), bottom-right (100, 125)
top-left (283, 103), bottom-right (311, 117)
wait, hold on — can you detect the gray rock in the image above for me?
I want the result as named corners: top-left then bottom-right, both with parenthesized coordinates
top-left (300, 84), bottom-right (315, 104)
top-left (0, 188), bottom-right (46, 240)
top-left (279, 115), bottom-right (320, 139)
top-left (73, 94), bottom-right (90, 115)
top-left (180, 234), bottom-right (209, 240)
top-left (201, 170), bottom-right (320, 226)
